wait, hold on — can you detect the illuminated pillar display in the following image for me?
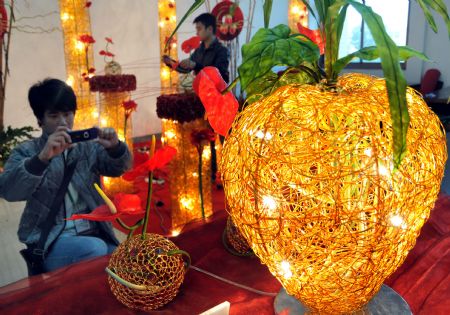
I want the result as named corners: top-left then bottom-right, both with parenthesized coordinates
top-left (59, 0), bottom-right (97, 129)
top-left (158, 0), bottom-right (178, 93)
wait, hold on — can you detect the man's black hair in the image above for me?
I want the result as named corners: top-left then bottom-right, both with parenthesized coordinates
top-left (28, 78), bottom-right (77, 121)
top-left (193, 13), bottom-right (217, 34)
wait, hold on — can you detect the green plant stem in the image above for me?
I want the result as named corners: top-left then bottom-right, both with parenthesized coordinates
top-left (198, 149), bottom-right (205, 220)
top-left (142, 171), bottom-right (154, 240)
top-left (223, 77), bottom-right (239, 95)
top-left (116, 218), bottom-right (144, 240)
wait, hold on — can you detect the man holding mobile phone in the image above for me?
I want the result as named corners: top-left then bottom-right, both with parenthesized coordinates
top-left (0, 78), bottom-right (131, 274)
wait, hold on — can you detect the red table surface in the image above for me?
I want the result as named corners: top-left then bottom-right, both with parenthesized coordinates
top-left (1, 188), bottom-right (449, 315)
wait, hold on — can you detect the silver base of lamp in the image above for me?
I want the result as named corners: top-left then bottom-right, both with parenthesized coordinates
top-left (274, 284), bottom-right (411, 315)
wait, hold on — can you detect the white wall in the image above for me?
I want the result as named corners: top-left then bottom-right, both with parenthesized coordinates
top-left (3, 0), bottom-right (450, 137)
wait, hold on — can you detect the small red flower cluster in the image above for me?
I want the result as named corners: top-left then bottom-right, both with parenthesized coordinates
top-left (78, 34), bottom-right (95, 44)
top-left (89, 74), bottom-right (137, 92)
top-left (123, 100), bottom-right (138, 119)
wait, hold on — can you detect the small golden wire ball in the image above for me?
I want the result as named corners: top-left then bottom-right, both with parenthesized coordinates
top-left (107, 233), bottom-right (187, 311)
top-left (223, 216), bottom-right (253, 256)
top-left (220, 73), bottom-right (447, 314)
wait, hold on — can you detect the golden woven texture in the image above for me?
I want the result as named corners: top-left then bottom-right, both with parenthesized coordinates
top-left (107, 233), bottom-right (186, 311)
top-left (99, 92), bottom-right (134, 196)
top-left (224, 216), bottom-right (253, 256)
top-left (220, 73), bottom-right (447, 314)
top-left (59, 0), bottom-right (97, 129)
top-left (161, 118), bottom-right (213, 231)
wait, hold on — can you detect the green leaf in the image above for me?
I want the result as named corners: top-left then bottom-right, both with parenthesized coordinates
top-left (238, 25), bottom-right (320, 91)
top-left (417, 0), bottom-right (438, 32)
top-left (335, 4), bottom-right (349, 46)
top-left (325, 1), bottom-right (346, 81)
top-left (245, 66), bottom-right (317, 104)
top-left (416, 0), bottom-right (450, 38)
top-left (346, 0), bottom-right (409, 168)
top-left (165, 0), bottom-right (205, 51)
top-left (263, 0), bottom-right (273, 28)
top-left (334, 46), bottom-right (429, 74)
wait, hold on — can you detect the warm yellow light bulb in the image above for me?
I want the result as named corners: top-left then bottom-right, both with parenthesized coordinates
top-left (101, 118), bottom-right (108, 127)
top-left (291, 5), bottom-right (301, 14)
top-left (61, 12), bottom-right (70, 21)
top-left (66, 75), bottom-right (74, 87)
top-left (161, 68), bottom-right (170, 79)
top-left (165, 130), bottom-right (176, 139)
top-left (75, 40), bottom-right (84, 52)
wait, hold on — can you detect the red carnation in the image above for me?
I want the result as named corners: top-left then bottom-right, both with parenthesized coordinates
top-left (105, 37), bottom-right (113, 44)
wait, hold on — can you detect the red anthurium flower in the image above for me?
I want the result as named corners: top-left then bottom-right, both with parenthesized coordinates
top-left (193, 67), bottom-right (239, 137)
top-left (297, 23), bottom-right (325, 55)
top-left (181, 36), bottom-right (201, 54)
top-left (105, 37), bottom-right (113, 44)
top-left (123, 146), bottom-right (177, 181)
top-left (78, 34), bottom-right (95, 44)
top-left (67, 193), bottom-right (144, 222)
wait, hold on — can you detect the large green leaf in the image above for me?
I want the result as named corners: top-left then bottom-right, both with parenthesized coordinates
top-left (334, 46), bottom-right (429, 74)
top-left (346, 0), bottom-right (409, 168)
top-left (325, 1), bottom-right (346, 81)
top-left (165, 0), bottom-right (205, 51)
top-left (263, 0), bottom-right (273, 28)
top-left (238, 25), bottom-right (320, 91)
top-left (416, 0), bottom-right (450, 37)
top-left (245, 66), bottom-right (317, 104)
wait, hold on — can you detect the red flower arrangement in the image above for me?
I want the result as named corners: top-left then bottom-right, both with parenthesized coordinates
top-left (99, 37), bottom-right (115, 61)
top-left (68, 137), bottom-right (176, 240)
top-left (181, 36), bottom-right (201, 54)
top-left (156, 93), bottom-right (205, 123)
top-left (193, 67), bottom-right (239, 136)
top-left (89, 74), bottom-right (137, 92)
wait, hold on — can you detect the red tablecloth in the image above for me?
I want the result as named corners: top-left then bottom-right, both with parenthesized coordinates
top-left (1, 192), bottom-right (449, 315)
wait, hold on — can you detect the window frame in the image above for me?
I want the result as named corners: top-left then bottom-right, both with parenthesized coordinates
top-left (344, 0), bottom-right (411, 70)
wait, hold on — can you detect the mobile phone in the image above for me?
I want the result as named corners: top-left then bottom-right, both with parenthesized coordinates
top-left (68, 128), bottom-right (98, 143)
top-left (162, 54), bottom-right (191, 74)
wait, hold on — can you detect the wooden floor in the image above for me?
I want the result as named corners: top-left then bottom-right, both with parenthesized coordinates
top-left (0, 199), bottom-right (126, 287)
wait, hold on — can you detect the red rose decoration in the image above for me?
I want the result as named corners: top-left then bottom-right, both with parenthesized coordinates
top-left (181, 36), bottom-right (201, 54)
top-left (193, 67), bottom-right (239, 137)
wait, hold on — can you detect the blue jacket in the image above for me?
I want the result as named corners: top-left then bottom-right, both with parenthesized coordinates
top-left (0, 133), bottom-right (132, 250)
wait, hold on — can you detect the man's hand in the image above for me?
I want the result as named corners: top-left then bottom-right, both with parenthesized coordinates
top-left (97, 127), bottom-right (119, 149)
top-left (38, 126), bottom-right (72, 162)
top-left (179, 58), bottom-right (196, 70)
